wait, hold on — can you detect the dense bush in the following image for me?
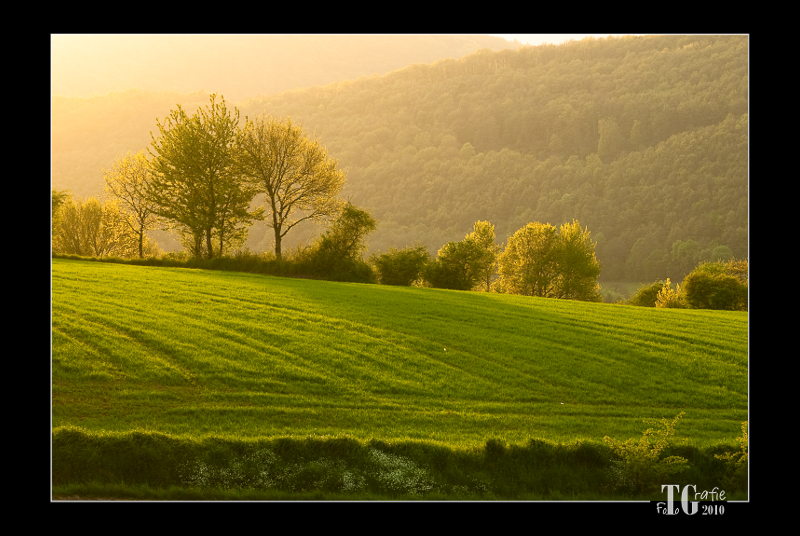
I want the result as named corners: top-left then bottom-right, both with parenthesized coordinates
top-left (422, 238), bottom-right (490, 291)
top-left (370, 245), bottom-right (430, 286)
top-left (53, 418), bottom-right (747, 499)
top-left (603, 412), bottom-right (689, 494)
top-left (301, 203), bottom-right (378, 283)
top-left (682, 260), bottom-right (747, 311)
top-left (495, 220), bottom-right (602, 301)
top-left (627, 281), bottom-right (664, 307)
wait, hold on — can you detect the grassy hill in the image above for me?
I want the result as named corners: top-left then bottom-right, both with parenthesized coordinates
top-left (51, 259), bottom-right (747, 499)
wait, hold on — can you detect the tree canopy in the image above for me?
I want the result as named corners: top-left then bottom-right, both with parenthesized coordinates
top-left (423, 221), bottom-right (499, 291)
top-left (496, 220), bottom-right (601, 301)
top-left (146, 94), bottom-right (261, 259)
top-left (681, 260), bottom-right (748, 311)
top-left (52, 197), bottom-right (143, 258)
top-left (239, 116), bottom-right (346, 260)
top-left (103, 150), bottom-right (163, 258)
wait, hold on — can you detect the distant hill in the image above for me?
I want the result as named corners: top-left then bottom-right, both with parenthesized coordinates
top-left (51, 34), bottom-right (748, 282)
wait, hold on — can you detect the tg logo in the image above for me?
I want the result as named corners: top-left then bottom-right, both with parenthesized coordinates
top-left (657, 485), bottom-right (726, 515)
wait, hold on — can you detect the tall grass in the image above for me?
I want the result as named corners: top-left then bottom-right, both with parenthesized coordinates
top-left (52, 427), bottom-right (744, 500)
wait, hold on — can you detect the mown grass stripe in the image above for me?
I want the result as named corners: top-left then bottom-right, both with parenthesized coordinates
top-left (52, 259), bottom-right (747, 449)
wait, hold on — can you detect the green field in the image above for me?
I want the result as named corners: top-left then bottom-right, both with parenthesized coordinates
top-left (51, 258), bottom-right (748, 499)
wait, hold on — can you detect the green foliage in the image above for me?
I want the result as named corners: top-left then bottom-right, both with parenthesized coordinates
top-left (655, 278), bottom-right (685, 309)
top-left (52, 188), bottom-right (73, 251)
top-left (305, 203), bottom-right (377, 281)
top-left (313, 203), bottom-right (377, 261)
top-left (371, 245), bottom-right (431, 286)
top-left (52, 189), bottom-right (72, 222)
top-left (103, 150), bottom-right (164, 258)
top-left (239, 116), bottom-right (346, 260)
top-left (628, 281), bottom-right (665, 307)
top-left (554, 220), bottom-right (603, 301)
top-left (53, 423), bottom-right (749, 500)
top-left (670, 239), bottom-right (704, 278)
top-left (603, 412), bottom-right (690, 494)
top-left (146, 93), bottom-right (261, 259)
top-left (51, 196), bottom-right (156, 258)
top-left (423, 237), bottom-right (491, 291)
top-left (464, 221), bottom-right (501, 291)
top-left (53, 36), bottom-right (748, 281)
top-left (714, 421), bottom-right (747, 491)
top-left (682, 259), bottom-right (748, 311)
top-left (422, 221), bottom-right (500, 291)
top-left (496, 222), bottom-right (559, 296)
top-left (496, 220), bottom-right (602, 301)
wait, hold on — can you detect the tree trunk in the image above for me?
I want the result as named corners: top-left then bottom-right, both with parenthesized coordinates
top-left (274, 231), bottom-right (282, 261)
top-left (206, 226), bottom-right (214, 259)
top-left (273, 211), bottom-right (283, 261)
top-left (138, 229), bottom-right (144, 259)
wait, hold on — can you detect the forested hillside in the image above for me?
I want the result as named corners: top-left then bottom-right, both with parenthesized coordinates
top-left (51, 34), bottom-right (748, 282)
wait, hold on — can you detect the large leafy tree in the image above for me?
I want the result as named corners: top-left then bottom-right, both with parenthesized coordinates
top-left (552, 220), bottom-right (602, 301)
top-left (239, 116), bottom-right (346, 260)
top-left (464, 220), bottom-right (501, 291)
top-left (103, 150), bottom-right (163, 258)
top-left (146, 94), bottom-right (260, 259)
top-left (496, 220), bottom-right (601, 301)
top-left (496, 222), bottom-right (560, 297)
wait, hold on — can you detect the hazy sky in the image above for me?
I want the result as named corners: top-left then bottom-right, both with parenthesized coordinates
top-left (51, 34), bottom-right (648, 99)
top-left (492, 34), bottom-right (642, 46)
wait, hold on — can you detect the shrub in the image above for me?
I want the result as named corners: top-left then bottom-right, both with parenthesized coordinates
top-left (682, 260), bottom-right (747, 311)
top-left (422, 238), bottom-right (490, 291)
top-left (714, 421), bottom-right (747, 491)
top-left (655, 278), bottom-right (685, 308)
top-left (371, 245), bottom-right (431, 286)
top-left (628, 281), bottom-right (665, 307)
top-left (304, 203), bottom-right (377, 282)
top-left (603, 412), bottom-right (690, 494)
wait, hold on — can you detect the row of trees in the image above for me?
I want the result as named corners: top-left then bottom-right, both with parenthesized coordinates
top-left (53, 94), bottom-right (350, 263)
top-left (372, 219), bottom-right (603, 302)
top-left (51, 191), bottom-right (161, 258)
top-left (141, 94), bottom-right (346, 261)
top-left (53, 186), bottom-right (744, 311)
